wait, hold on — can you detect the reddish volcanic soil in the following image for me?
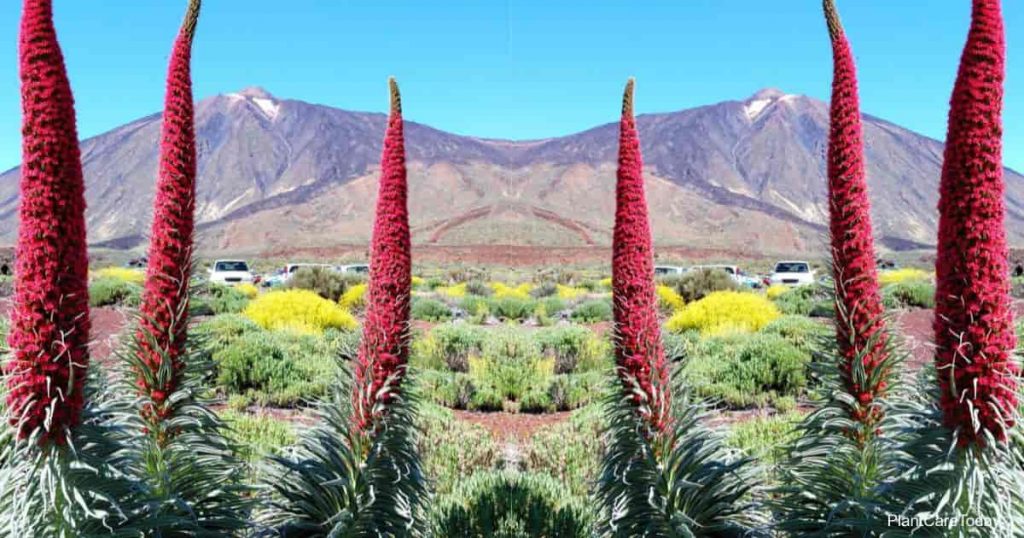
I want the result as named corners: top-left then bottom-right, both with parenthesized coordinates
top-left (453, 410), bottom-right (574, 442)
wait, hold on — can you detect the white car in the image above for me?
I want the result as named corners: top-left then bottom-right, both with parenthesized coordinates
top-left (691, 264), bottom-right (762, 288)
top-left (769, 261), bottom-right (816, 286)
top-left (341, 263), bottom-right (370, 275)
top-left (208, 260), bottom-right (255, 285)
top-left (654, 265), bottom-right (686, 276)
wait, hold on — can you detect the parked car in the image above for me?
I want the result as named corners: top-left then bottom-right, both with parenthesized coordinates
top-left (769, 261), bottom-right (815, 286)
top-left (208, 260), bottom-right (255, 285)
top-left (654, 265), bottom-right (686, 276)
top-left (690, 264), bottom-right (762, 288)
top-left (341, 263), bottom-right (370, 274)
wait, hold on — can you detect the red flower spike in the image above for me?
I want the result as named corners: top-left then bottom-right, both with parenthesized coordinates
top-left (934, 0), bottom-right (1018, 446)
top-left (611, 79), bottom-right (671, 434)
top-left (823, 0), bottom-right (889, 423)
top-left (134, 0), bottom-right (202, 420)
top-left (5, 0), bottom-right (92, 444)
top-left (352, 78), bottom-right (412, 436)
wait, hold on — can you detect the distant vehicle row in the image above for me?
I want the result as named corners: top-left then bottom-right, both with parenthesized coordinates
top-left (207, 260), bottom-right (368, 286)
top-left (654, 260), bottom-right (816, 288)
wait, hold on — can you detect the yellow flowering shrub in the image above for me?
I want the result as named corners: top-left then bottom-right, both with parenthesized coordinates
top-left (91, 266), bottom-right (145, 284)
top-left (491, 282), bottom-right (532, 300)
top-left (656, 285), bottom-right (685, 312)
top-left (879, 268), bottom-right (932, 286)
top-left (236, 283), bottom-right (260, 299)
top-left (244, 289), bottom-right (358, 334)
top-left (339, 283), bottom-right (367, 310)
top-left (411, 276), bottom-right (425, 288)
top-left (556, 284), bottom-right (588, 301)
top-left (598, 277), bottom-right (613, 290)
top-left (666, 291), bottom-right (781, 335)
top-left (765, 284), bottom-right (790, 300)
top-left (436, 283), bottom-right (468, 299)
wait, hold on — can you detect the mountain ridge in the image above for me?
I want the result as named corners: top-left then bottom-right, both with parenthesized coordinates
top-left (2, 86), bottom-right (1022, 256)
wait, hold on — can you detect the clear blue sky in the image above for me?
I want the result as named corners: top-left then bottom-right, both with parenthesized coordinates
top-left (1, 1), bottom-right (1022, 172)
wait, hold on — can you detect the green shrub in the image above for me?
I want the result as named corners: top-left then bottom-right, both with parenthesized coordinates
top-left (88, 277), bottom-right (142, 307)
top-left (674, 268), bottom-right (738, 302)
top-left (416, 369), bottom-right (475, 409)
top-left (412, 297), bottom-right (453, 322)
top-left (211, 329), bottom-right (339, 406)
top-left (535, 325), bottom-right (609, 374)
top-left (525, 405), bottom-right (604, 497)
top-left (771, 285), bottom-right (827, 316)
top-left (548, 372), bottom-right (605, 411)
top-left (761, 315), bottom-right (830, 354)
top-left (414, 323), bottom-right (486, 372)
top-left (490, 296), bottom-right (536, 320)
top-left (538, 297), bottom-right (568, 316)
top-left (530, 282), bottom-right (558, 298)
top-left (465, 280), bottom-right (493, 296)
top-left (570, 299), bottom-right (612, 323)
top-left (682, 333), bottom-right (810, 408)
top-left (418, 404), bottom-right (499, 496)
top-left (203, 283), bottom-right (252, 314)
top-left (220, 411), bottom-right (296, 463)
top-left (285, 266), bottom-right (363, 302)
top-left (662, 330), bottom-right (700, 362)
top-left (881, 280), bottom-right (935, 309)
top-left (519, 389), bottom-right (554, 413)
top-left (192, 314), bottom-right (261, 358)
top-left (469, 385), bottom-right (504, 411)
top-left (431, 471), bottom-right (593, 538)
top-left (727, 412), bottom-right (804, 472)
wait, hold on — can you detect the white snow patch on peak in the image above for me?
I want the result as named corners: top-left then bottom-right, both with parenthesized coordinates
top-left (252, 97), bottom-right (280, 120)
top-left (744, 98), bottom-right (773, 120)
top-left (225, 93), bottom-right (244, 102)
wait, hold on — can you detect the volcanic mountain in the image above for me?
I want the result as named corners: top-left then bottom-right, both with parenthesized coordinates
top-left (2, 86), bottom-right (1023, 257)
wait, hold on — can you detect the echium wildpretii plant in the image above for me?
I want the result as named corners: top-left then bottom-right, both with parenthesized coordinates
top-left (0, 1), bottom-right (144, 535)
top-left (259, 78), bottom-right (426, 537)
top-left (595, 79), bottom-right (761, 537)
top-left (774, 2), bottom-right (907, 533)
top-left (110, 1), bottom-right (251, 534)
top-left (883, 0), bottom-right (1024, 534)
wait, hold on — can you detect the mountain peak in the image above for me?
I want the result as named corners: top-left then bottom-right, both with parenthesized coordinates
top-left (236, 86), bottom-right (275, 100)
top-left (749, 87), bottom-right (786, 101)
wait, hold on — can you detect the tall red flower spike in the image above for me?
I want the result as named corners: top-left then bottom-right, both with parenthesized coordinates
top-left (823, 0), bottom-right (889, 426)
top-left (5, 0), bottom-right (92, 444)
top-left (933, 0), bottom-right (1018, 447)
top-left (611, 79), bottom-right (670, 433)
top-left (134, 0), bottom-right (201, 418)
top-left (352, 78), bottom-right (412, 436)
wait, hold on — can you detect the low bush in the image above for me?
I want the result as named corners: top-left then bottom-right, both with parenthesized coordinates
top-left (284, 266), bottom-right (360, 302)
top-left (195, 283), bottom-right (252, 315)
top-left (489, 296), bottom-right (536, 320)
top-left (192, 314), bottom-right (262, 358)
top-left (219, 411), bottom-right (296, 464)
top-left (765, 284), bottom-right (790, 300)
top-left (244, 289), bottom-right (358, 334)
top-left (338, 282), bottom-right (367, 310)
top-left (761, 315), bottom-right (830, 354)
top-left (771, 285), bottom-right (830, 317)
top-left (556, 284), bottom-right (588, 301)
top-left (673, 268), bottom-right (738, 302)
top-left (881, 280), bottom-right (935, 309)
top-left (431, 470), bottom-right (593, 538)
top-left (656, 284), bottom-right (685, 313)
top-left (211, 329), bottom-right (342, 406)
top-left (0, 316), bottom-right (8, 349)
top-left (412, 323), bottom-right (486, 372)
top-left (491, 282), bottom-right (532, 300)
top-left (727, 412), bottom-right (803, 469)
top-left (89, 276), bottom-right (142, 307)
top-left (535, 325), bottom-right (610, 374)
top-left (682, 332), bottom-right (810, 408)
top-left (548, 372), bottom-right (605, 411)
top-left (419, 404), bottom-right (499, 496)
top-left (525, 405), bottom-right (604, 497)
top-left (666, 290), bottom-right (780, 335)
top-left (465, 280), bottom-right (493, 297)
top-left (436, 282), bottom-right (468, 299)
top-left (235, 282), bottom-right (259, 299)
top-left (519, 388), bottom-right (555, 413)
top-left (570, 299), bottom-right (612, 323)
top-left (530, 282), bottom-right (558, 298)
top-left (412, 297), bottom-right (453, 322)
top-left (416, 369), bottom-right (475, 409)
